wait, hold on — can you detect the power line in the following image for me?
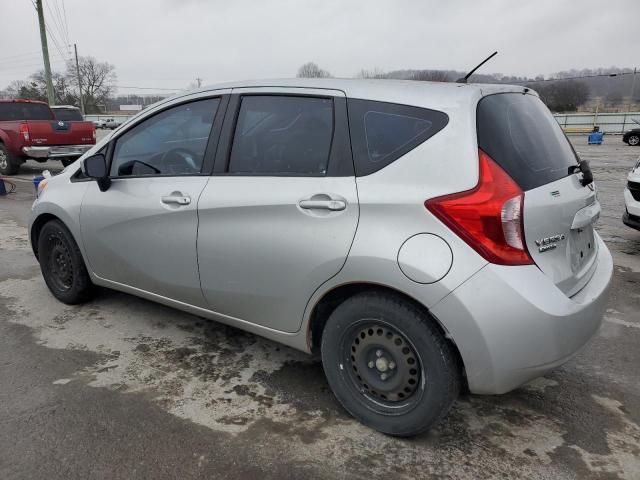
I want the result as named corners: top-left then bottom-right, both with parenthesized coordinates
top-left (511, 70), bottom-right (640, 85)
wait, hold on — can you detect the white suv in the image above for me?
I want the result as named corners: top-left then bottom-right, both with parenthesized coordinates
top-left (623, 157), bottom-right (640, 230)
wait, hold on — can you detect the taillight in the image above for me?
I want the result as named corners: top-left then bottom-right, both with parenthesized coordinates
top-left (92, 127), bottom-right (96, 140)
top-left (19, 123), bottom-right (29, 141)
top-left (425, 149), bottom-right (533, 266)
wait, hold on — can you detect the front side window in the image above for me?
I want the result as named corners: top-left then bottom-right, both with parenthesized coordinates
top-left (110, 98), bottom-right (219, 177)
top-left (228, 95), bottom-right (334, 175)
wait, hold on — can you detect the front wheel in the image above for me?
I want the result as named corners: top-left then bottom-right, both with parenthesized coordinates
top-left (38, 219), bottom-right (94, 304)
top-left (628, 135), bottom-right (640, 146)
top-left (321, 292), bottom-right (460, 437)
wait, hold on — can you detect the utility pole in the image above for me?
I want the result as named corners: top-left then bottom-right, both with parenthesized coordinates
top-left (74, 44), bottom-right (84, 114)
top-left (35, 0), bottom-right (55, 105)
top-left (629, 67), bottom-right (637, 113)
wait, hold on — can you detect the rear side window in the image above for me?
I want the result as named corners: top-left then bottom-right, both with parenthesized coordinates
top-left (0, 102), bottom-right (54, 121)
top-left (347, 99), bottom-right (449, 176)
top-left (477, 93), bottom-right (578, 191)
top-left (53, 108), bottom-right (83, 121)
top-left (228, 95), bottom-right (334, 175)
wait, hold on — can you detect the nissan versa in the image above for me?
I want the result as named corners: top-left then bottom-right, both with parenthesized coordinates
top-left (29, 79), bottom-right (613, 436)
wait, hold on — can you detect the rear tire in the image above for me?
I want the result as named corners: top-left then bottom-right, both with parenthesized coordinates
top-left (38, 219), bottom-right (94, 304)
top-left (628, 135), bottom-right (640, 146)
top-left (0, 144), bottom-right (19, 175)
top-left (321, 292), bottom-right (460, 437)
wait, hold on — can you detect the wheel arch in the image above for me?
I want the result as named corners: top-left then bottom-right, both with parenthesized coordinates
top-left (30, 212), bottom-right (62, 259)
top-left (306, 282), bottom-right (466, 386)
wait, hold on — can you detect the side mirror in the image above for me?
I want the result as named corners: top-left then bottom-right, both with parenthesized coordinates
top-left (83, 153), bottom-right (111, 191)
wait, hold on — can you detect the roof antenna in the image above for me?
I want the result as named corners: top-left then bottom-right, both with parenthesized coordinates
top-left (456, 51), bottom-right (498, 84)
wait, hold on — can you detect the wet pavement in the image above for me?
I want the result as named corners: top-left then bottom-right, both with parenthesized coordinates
top-left (1, 136), bottom-right (639, 479)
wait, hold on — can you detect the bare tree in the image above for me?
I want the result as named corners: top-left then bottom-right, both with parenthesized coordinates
top-left (409, 70), bottom-right (451, 82)
top-left (5, 71), bottom-right (75, 104)
top-left (297, 62), bottom-right (331, 78)
top-left (66, 56), bottom-right (117, 113)
top-left (357, 68), bottom-right (388, 79)
top-left (526, 80), bottom-right (589, 112)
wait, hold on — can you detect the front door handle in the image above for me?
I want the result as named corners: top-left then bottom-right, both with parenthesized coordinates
top-left (299, 199), bottom-right (346, 211)
top-left (161, 192), bottom-right (191, 206)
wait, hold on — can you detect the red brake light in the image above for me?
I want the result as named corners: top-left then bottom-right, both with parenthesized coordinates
top-left (425, 149), bottom-right (533, 266)
top-left (19, 122), bottom-right (29, 141)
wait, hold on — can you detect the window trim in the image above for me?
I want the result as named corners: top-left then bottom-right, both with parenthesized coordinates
top-left (104, 94), bottom-right (230, 180)
top-left (212, 92), bottom-right (354, 178)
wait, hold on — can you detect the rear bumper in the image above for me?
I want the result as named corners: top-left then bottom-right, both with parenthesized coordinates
top-left (623, 211), bottom-right (640, 231)
top-left (22, 144), bottom-right (93, 159)
top-left (431, 232), bottom-right (613, 394)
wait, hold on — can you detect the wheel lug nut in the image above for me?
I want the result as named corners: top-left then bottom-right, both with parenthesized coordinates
top-left (376, 350), bottom-right (383, 357)
top-left (368, 361), bottom-right (374, 369)
top-left (388, 362), bottom-right (396, 370)
top-left (380, 373), bottom-right (388, 381)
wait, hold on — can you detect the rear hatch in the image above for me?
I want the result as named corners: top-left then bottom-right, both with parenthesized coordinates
top-left (477, 92), bottom-right (599, 297)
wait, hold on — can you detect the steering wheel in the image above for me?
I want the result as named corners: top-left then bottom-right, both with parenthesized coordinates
top-left (159, 147), bottom-right (200, 174)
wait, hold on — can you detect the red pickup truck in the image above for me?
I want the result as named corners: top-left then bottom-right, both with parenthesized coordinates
top-left (0, 99), bottom-right (96, 175)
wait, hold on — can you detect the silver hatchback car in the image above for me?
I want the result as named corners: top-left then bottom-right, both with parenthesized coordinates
top-left (29, 79), bottom-right (612, 436)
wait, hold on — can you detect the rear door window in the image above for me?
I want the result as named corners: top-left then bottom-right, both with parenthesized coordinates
top-left (0, 102), bottom-right (54, 121)
top-left (477, 93), bottom-right (578, 191)
top-left (228, 95), bottom-right (334, 175)
top-left (347, 99), bottom-right (448, 176)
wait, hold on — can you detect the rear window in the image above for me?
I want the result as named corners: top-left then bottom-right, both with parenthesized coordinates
top-left (0, 102), bottom-right (54, 121)
top-left (477, 93), bottom-right (578, 191)
top-left (53, 108), bottom-right (83, 121)
top-left (347, 99), bottom-right (449, 176)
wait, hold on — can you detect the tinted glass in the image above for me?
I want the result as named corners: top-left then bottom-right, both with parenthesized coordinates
top-left (228, 96), bottom-right (333, 175)
top-left (477, 93), bottom-right (578, 191)
top-left (0, 102), bottom-right (54, 121)
top-left (110, 98), bottom-right (219, 177)
top-left (53, 108), bottom-right (83, 121)
top-left (348, 99), bottom-right (448, 176)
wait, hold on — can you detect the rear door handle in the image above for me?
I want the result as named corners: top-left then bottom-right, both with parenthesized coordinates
top-left (299, 199), bottom-right (346, 211)
top-left (161, 192), bottom-right (191, 206)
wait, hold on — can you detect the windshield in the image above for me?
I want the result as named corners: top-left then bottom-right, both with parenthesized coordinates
top-left (53, 108), bottom-right (83, 121)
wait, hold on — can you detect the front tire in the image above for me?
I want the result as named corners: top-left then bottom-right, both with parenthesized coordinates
top-left (321, 292), bottom-right (460, 437)
top-left (0, 144), bottom-right (19, 175)
top-left (38, 219), bottom-right (94, 304)
top-left (628, 135), bottom-right (640, 146)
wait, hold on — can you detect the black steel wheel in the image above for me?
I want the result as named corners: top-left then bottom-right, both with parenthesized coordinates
top-left (321, 292), bottom-right (460, 436)
top-left (345, 321), bottom-right (423, 411)
top-left (38, 219), bottom-right (94, 304)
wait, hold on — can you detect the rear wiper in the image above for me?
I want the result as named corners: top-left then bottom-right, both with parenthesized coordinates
top-left (569, 160), bottom-right (593, 187)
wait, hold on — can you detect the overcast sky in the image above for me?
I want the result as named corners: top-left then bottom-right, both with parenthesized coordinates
top-left (1, 0), bottom-right (636, 94)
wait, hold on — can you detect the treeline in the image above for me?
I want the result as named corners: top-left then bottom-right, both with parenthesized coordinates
top-left (297, 62), bottom-right (639, 112)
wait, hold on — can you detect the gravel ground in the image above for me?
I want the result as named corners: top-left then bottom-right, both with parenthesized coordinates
top-left (0, 135), bottom-right (639, 480)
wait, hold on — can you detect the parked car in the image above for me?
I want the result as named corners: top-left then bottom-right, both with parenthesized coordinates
top-left (29, 79), bottom-right (613, 436)
top-left (51, 105), bottom-right (84, 122)
top-left (0, 99), bottom-right (96, 174)
top-left (622, 119), bottom-right (640, 146)
top-left (94, 117), bottom-right (122, 130)
top-left (623, 157), bottom-right (640, 230)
